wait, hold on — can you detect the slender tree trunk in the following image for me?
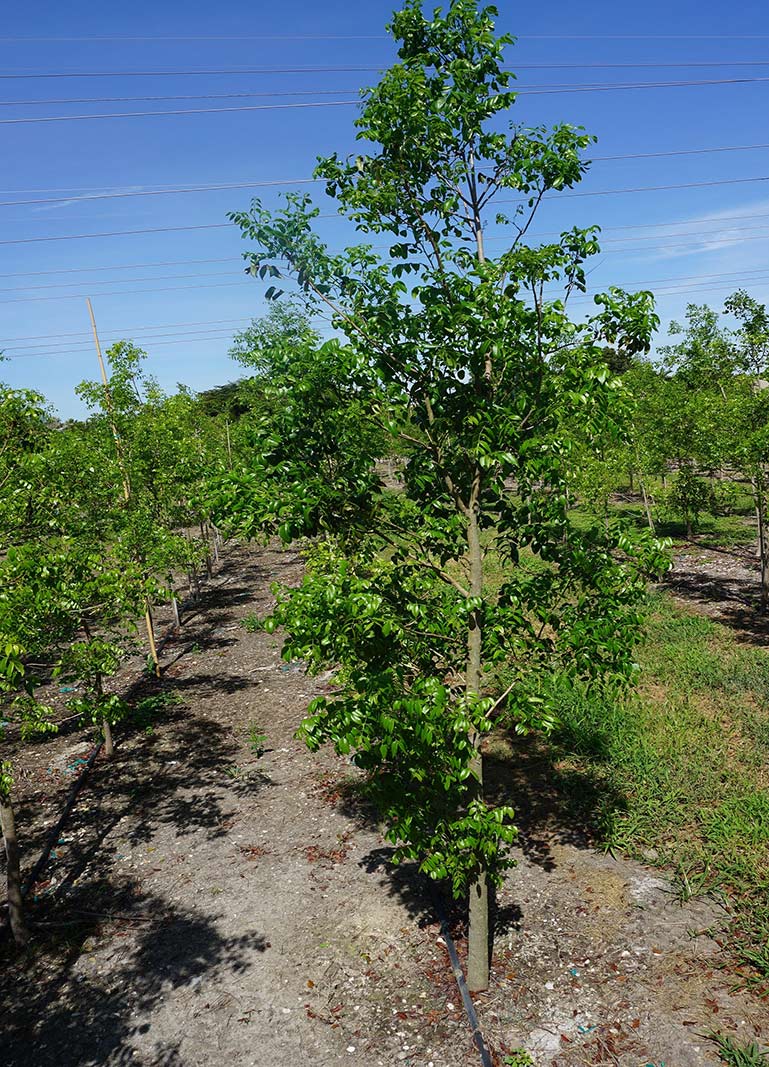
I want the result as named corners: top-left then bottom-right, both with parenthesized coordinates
top-left (640, 478), bottom-right (655, 533)
top-left (1, 789), bottom-right (29, 946)
top-left (103, 719), bottom-right (114, 759)
top-left (465, 495), bottom-right (489, 993)
top-left (755, 473), bottom-right (769, 613)
top-left (171, 593), bottom-right (181, 629)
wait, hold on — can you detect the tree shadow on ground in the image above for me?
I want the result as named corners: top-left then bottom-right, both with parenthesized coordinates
top-left (0, 544), bottom-right (280, 1066)
top-left (0, 876), bottom-right (267, 1067)
top-left (662, 562), bottom-right (769, 646)
top-left (334, 722), bottom-right (626, 962)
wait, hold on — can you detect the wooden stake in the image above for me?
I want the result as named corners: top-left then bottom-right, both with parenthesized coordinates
top-left (87, 298), bottom-right (130, 503)
top-left (87, 299), bottom-right (163, 675)
top-left (144, 603), bottom-right (161, 677)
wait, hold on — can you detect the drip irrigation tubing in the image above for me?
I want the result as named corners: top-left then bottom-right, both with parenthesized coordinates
top-left (20, 736), bottom-right (104, 901)
top-left (427, 882), bottom-right (494, 1067)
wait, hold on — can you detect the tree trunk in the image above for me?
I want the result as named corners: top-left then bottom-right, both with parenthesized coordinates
top-left (1, 791), bottom-right (29, 946)
top-left (465, 498), bottom-right (489, 993)
top-left (755, 474), bottom-right (769, 613)
top-left (640, 478), bottom-right (655, 533)
top-left (103, 719), bottom-right (114, 759)
top-left (90, 663), bottom-right (114, 760)
top-left (171, 593), bottom-right (181, 629)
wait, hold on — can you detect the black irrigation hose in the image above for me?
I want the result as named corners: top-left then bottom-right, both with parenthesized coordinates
top-left (429, 885), bottom-right (494, 1067)
top-left (21, 737), bottom-right (104, 900)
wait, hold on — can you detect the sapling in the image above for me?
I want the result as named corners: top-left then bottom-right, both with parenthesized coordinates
top-left (217, 0), bottom-right (670, 990)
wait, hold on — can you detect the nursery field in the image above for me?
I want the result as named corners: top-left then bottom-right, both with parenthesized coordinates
top-left (3, 530), bottom-right (769, 1066)
top-left (8, 3), bottom-right (769, 1065)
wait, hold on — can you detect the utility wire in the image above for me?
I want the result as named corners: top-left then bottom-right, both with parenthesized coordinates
top-left (2, 316), bottom-right (254, 343)
top-left (5, 33), bottom-right (769, 41)
top-left (9, 264), bottom-right (769, 351)
top-left (4, 173), bottom-right (769, 247)
top-left (5, 226), bottom-right (769, 305)
top-left (5, 141), bottom-right (769, 208)
top-left (0, 178), bottom-right (321, 208)
top-left (0, 89), bottom-right (362, 106)
top-left (3, 79), bottom-right (769, 123)
top-left (0, 257), bottom-right (236, 279)
top-left (7, 216), bottom-right (769, 293)
top-left (0, 99), bottom-right (359, 124)
top-left (8, 274), bottom-right (769, 358)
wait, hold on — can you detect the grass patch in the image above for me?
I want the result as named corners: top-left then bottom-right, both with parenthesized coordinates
top-left (541, 592), bottom-right (769, 988)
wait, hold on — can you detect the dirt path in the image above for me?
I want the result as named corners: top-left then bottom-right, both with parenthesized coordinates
top-left (664, 540), bottom-right (769, 643)
top-left (2, 543), bottom-right (767, 1066)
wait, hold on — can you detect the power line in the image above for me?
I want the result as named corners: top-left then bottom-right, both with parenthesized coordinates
top-left (0, 177), bottom-right (321, 208)
top-left (4, 64), bottom-right (769, 104)
top-left (0, 222), bottom-right (231, 246)
top-left (5, 33), bottom-right (769, 41)
top-left (0, 66), bottom-right (381, 79)
top-left (5, 228), bottom-right (769, 306)
top-left (4, 216), bottom-right (767, 280)
top-left (0, 269), bottom-right (242, 293)
top-left (0, 280), bottom-right (252, 305)
top-left (5, 141), bottom-right (769, 209)
top-left (0, 35), bottom-right (390, 42)
top-left (2, 316), bottom-right (254, 344)
top-left (0, 89), bottom-right (362, 107)
top-left (4, 326), bottom-right (247, 354)
top-left (0, 98), bottom-right (359, 124)
top-left (7, 264), bottom-right (769, 352)
top-left (7, 216), bottom-right (769, 293)
top-left (0, 257), bottom-right (236, 280)
top-left (7, 172), bottom-right (769, 248)
top-left (3, 78), bottom-right (769, 123)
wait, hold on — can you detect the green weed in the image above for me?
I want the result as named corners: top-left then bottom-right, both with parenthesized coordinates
top-left (130, 690), bottom-right (182, 732)
top-left (247, 721), bottom-right (267, 757)
top-left (535, 594), bottom-right (769, 987)
top-left (711, 1033), bottom-right (768, 1065)
top-left (503, 1051), bottom-right (535, 1067)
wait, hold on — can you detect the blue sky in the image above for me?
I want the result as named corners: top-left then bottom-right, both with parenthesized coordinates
top-left (2, 0), bottom-right (769, 417)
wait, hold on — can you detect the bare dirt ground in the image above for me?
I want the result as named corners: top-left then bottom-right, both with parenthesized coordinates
top-left (2, 541), bottom-right (767, 1066)
top-left (664, 535), bottom-right (769, 643)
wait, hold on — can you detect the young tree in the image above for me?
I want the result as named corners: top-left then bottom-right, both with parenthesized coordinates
top-left (659, 294), bottom-right (769, 605)
top-left (219, 0), bottom-right (668, 990)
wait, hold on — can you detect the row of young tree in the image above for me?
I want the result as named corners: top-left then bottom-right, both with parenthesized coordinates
top-left (0, 344), bottom-right (231, 944)
top-left (575, 293), bottom-right (769, 605)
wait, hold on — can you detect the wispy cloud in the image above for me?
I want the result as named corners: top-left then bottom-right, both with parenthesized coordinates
top-left (639, 198), bottom-right (769, 262)
top-left (30, 185), bottom-right (146, 213)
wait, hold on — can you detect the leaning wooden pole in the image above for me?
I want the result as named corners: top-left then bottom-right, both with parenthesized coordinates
top-left (86, 298), bottom-right (161, 677)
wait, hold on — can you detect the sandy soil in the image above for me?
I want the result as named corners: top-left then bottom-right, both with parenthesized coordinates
top-left (1, 542), bottom-right (767, 1066)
